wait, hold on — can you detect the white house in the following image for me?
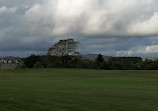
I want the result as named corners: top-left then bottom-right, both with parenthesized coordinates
top-left (0, 57), bottom-right (23, 69)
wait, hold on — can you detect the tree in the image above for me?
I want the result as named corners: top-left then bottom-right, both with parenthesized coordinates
top-left (48, 39), bottom-right (80, 67)
top-left (96, 54), bottom-right (104, 66)
top-left (45, 55), bottom-right (62, 68)
top-left (24, 55), bottom-right (41, 68)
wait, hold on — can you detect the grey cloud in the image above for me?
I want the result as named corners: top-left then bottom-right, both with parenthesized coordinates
top-left (0, 0), bottom-right (158, 57)
top-left (0, 6), bottom-right (17, 15)
top-left (23, 0), bottom-right (158, 37)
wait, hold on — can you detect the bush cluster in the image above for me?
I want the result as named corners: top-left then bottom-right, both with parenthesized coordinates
top-left (22, 54), bottom-right (158, 70)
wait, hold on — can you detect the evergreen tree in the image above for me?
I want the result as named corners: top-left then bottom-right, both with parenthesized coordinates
top-left (96, 54), bottom-right (104, 66)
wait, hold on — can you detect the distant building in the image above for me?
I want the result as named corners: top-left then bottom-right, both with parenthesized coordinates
top-left (142, 57), bottom-right (158, 62)
top-left (0, 57), bottom-right (23, 69)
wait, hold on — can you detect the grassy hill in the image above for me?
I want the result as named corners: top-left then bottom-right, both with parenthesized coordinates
top-left (0, 69), bottom-right (158, 111)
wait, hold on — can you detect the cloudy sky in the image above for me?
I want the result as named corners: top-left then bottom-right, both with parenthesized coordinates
top-left (0, 0), bottom-right (158, 57)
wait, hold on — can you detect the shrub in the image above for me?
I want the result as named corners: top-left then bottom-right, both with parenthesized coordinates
top-left (33, 62), bottom-right (44, 69)
top-left (20, 64), bottom-right (27, 69)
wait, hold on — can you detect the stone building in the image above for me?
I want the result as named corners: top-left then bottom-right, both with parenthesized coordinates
top-left (0, 57), bottom-right (23, 69)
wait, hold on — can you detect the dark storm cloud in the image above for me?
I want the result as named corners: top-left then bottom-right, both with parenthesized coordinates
top-left (0, 0), bottom-right (158, 57)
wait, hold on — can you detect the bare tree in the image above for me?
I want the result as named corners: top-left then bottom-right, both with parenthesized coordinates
top-left (48, 39), bottom-right (80, 67)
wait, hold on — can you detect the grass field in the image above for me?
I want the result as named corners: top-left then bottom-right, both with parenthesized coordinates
top-left (0, 69), bottom-right (158, 111)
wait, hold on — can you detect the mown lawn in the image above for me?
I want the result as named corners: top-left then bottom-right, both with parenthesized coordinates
top-left (0, 69), bottom-right (158, 111)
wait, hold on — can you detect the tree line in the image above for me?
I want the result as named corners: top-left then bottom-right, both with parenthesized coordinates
top-left (21, 39), bottom-right (158, 70)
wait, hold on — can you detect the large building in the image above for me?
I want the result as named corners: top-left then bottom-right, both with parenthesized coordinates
top-left (0, 57), bottom-right (23, 69)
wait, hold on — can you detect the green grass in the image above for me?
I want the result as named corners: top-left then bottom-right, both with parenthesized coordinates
top-left (0, 69), bottom-right (158, 111)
